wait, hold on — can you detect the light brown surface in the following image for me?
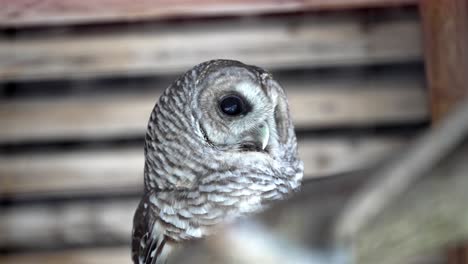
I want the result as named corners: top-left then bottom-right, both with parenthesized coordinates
top-left (1, 13), bottom-right (421, 81)
top-left (0, 248), bottom-right (131, 264)
top-left (0, 0), bottom-right (418, 27)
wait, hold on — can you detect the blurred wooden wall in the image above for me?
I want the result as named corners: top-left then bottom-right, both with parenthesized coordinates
top-left (0, 1), bottom-right (430, 263)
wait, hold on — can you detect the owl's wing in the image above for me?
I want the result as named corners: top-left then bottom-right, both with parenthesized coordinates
top-left (132, 194), bottom-right (171, 264)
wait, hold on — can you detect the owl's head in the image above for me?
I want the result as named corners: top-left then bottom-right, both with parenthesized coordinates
top-left (193, 60), bottom-right (294, 158)
top-left (144, 60), bottom-right (302, 194)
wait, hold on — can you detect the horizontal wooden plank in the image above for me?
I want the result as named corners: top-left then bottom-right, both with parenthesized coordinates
top-left (1, 12), bottom-right (422, 81)
top-left (0, 0), bottom-right (418, 27)
top-left (0, 200), bottom-right (136, 250)
top-left (0, 247), bottom-right (445, 264)
top-left (0, 73), bottom-right (428, 143)
top-left (0, 248), bottom-right (131, 264)
top-left (0, 136), bottom-right (408, 198)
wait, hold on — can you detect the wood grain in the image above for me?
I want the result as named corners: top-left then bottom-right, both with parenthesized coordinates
top-left (0, 247), bottom-right (131, 264)
top-left (1, 13), bottom-right (422, 81)
top-left (0, 0), bottom-right (419, 27)
top-left (420, 0), bottom-right (468, 122)
top-left (0, 73), bottom-right (427, 143)
top-left (0, 136), bottom-right (408, 198)
top-left (0, 200), bottom-right (137, 250)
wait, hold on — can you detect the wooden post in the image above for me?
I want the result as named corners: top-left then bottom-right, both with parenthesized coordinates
top-left (420, 0), bottom-right (468, 263)
top-left (420, 0), bottom-right (468, 122)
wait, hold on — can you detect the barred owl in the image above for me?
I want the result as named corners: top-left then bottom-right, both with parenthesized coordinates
top-left (132, 60), bottom-right (303, 264)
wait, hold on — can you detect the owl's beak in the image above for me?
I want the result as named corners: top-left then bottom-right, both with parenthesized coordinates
top-left (258, 123), bottom-right (270, 150)
top-left (240, 122), bottom-right (270, 152)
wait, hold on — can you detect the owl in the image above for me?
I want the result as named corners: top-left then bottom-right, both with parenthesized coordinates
top-left (132, 59), bottom-right (303, 264)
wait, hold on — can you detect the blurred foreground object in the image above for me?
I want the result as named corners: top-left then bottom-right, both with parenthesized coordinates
top-left (338, 99), bottom-right (468, 264)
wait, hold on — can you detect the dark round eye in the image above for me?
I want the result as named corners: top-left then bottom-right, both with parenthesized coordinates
top-left (219, 95), bottom-right (247, 116)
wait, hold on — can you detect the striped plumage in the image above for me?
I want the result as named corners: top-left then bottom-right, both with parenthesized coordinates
top-left (132, 60), bottom-right (303, 264)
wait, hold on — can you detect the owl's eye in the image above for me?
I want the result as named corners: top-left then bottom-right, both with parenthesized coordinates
top-left (219, 95), bottom-right (248, 116)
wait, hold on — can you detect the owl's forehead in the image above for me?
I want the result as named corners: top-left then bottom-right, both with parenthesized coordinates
top-left (203, 65), bottom-right (258, 83)
top-left (198, 60), bottom-right (266, 77)
top-left (198, 66), bottom-right (269, 96)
